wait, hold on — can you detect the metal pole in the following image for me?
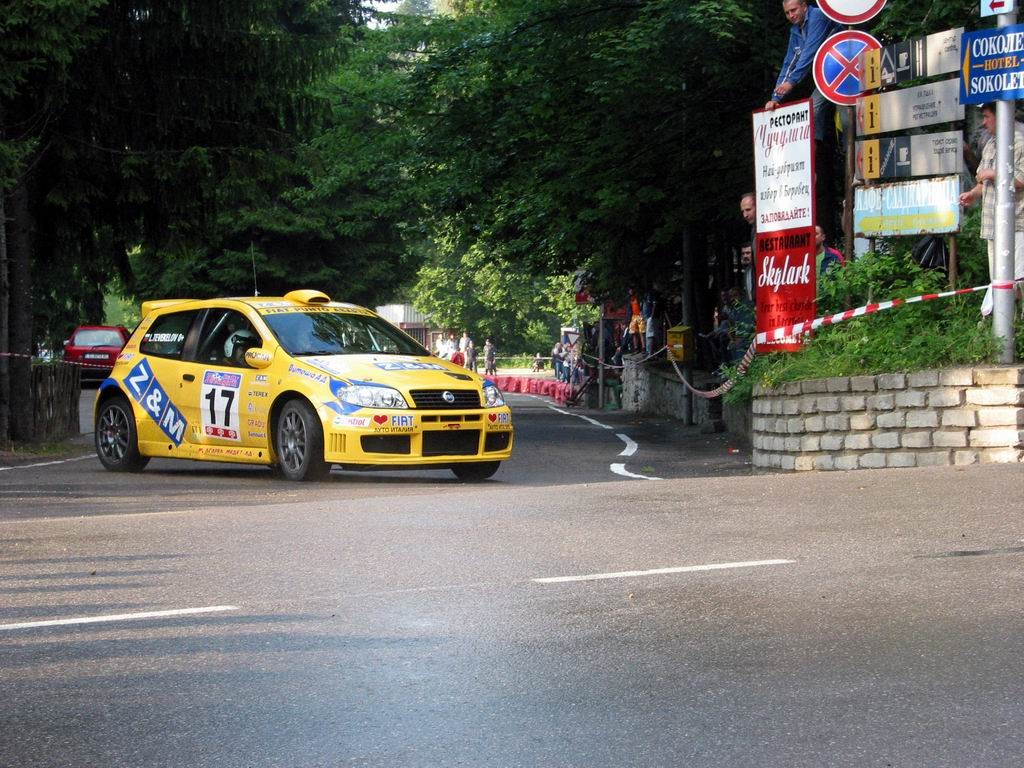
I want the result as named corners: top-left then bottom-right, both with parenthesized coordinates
top-left (598, 304), bottom-right (605, 408)
top-left (681, 229), bottom-right (694, 425)
top-left (994, 10), bottom-right (1018, 363)
top-left (844, 106), bottom-right (856, 261)
top-left (948, 235), bottom-right (958, 288)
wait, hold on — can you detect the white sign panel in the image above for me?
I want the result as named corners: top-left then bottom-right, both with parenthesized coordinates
top-left (857, 77), bottom-right (964, 136)
top-left (752, 100), bottom-right (815, 233)
top-left (982, 0), bottom-right (1017, 19)
top-left (856, 130), bottom-right (963, 179)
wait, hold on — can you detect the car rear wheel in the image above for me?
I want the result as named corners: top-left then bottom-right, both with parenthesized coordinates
top-left (451, 461), bottom-right (500, 481)
top-left (274, 399), bottom-right (330, 481)
top-left (95, 396), bottom-right (150, 472)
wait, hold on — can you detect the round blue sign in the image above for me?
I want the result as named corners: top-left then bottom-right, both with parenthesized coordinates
top-left (814, 31), bottom-right (881, 106)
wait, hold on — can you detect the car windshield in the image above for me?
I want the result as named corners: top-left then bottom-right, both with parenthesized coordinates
top-left (73, 329), bottom-right (124, 347)
top-left (264, 311), bottom-right (428, 357)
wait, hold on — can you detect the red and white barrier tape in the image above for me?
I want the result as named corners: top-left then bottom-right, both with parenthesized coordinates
top-left (755, 283), bottom-right (991, 346)
top-left (0, 352), bottom-right (113, 369)
top-left (672, 279), bottom-right (1017, 400)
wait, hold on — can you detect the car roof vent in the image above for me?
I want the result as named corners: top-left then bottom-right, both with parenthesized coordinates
top-left (284, 289), bottom-right (332, 305)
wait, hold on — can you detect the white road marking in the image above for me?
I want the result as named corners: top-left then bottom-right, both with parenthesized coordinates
top-left (0, 605), bottom-right (239, 631)
top-left (545, 404), bottom-right (613, 430)
top-left (542, 403), bottom-right (657, 479)
top-left (615, 434), bottom-right (638, 456)
top-left (610, 462), bottom-right (661, 480)
top-left (533, 559), bottom-right (795, 584)
top-left (0, 454), bottom-right (94, 472)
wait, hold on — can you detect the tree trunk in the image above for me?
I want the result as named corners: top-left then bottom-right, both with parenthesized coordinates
top-left (7, 182), bottom-right (34, 441)
top-left (0, 190), bottom-right (9, 446)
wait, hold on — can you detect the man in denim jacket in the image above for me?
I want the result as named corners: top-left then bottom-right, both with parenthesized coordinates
top-left (763, 0), bottom-right (839, 143)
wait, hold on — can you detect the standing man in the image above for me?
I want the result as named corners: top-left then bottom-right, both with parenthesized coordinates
top-left (739, 242), bottom-right (755, 302)
top-left (814, 224), bottom-right (845, 281)
top-left (764, 0), bottom-right (841, 232)
top-left (739, 193), bottom-right (757, 302)
top-left (626, 288), bottom-right (646, 353)
top-left (484, 338), bottom-right (497, 375)
top-left (959, 101), bottom-right (1024, 314)
top-left (763, 0), bottom-right (839, 136)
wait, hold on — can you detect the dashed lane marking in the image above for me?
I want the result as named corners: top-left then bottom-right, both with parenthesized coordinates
top-left (0, 605), bottom-right (240, 632)
top-left (0, 454), bottom-right (95, 472)
top-left (533, 559), bottom-right (795, 584)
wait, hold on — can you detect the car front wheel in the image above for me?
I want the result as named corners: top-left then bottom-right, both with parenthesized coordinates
top-left (274, 399), bottom-right (330, 481)
top-left (451, 461), bottom-right (500, 481)
top-left (95, 396), bottom-right (150, 472)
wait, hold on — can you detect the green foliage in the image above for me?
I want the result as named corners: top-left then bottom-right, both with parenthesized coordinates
top-left (402, 0), bottom-right (782, 295)
top-left (870, 0), bottom-right (981, 43)
top-left (724, 243), bottom-right (1000, 405)
top-left (0, 0), bottom-right (105, 186)
top-left (410, 235), bottom-right (585, 350)
top-left (103, 291), bottom-right (142, 330)
top-left (6, 0), bottom-right (359, 346)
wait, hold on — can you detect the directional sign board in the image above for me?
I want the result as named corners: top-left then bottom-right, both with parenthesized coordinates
top-left (854, 176), bottom-right (960, 237)
top-left (860, 28), bottom-right (962, 90)
top-left (857, 77), bottom-right (963, 135)
top-left (818, 0), bottom-right (886, 25)
top-left (960, 24), bottom-right (1024, 105)
top-left (982, 0), bottom-right (1017, 19)
top-left (856, 130), bottom-right (963, 179)
top-left (814, 31), bottom-right (881, 106)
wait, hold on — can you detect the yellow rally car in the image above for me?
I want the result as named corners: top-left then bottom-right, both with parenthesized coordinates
top-left (94, 290), bottom-right (513, 481)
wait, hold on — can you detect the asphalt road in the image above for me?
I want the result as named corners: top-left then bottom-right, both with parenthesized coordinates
top-left (2, 391), bottom-right (1023, 766)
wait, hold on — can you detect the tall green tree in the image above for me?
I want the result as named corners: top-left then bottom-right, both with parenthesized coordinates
top-left (402, 0), bottom-right (782, 309)
top-left (1, 0), bottom-right (351, 441)
top-left (1, 0), bottom-right (106, 443)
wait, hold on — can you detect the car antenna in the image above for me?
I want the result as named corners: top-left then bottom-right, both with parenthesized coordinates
top-left (250, 242), bottom-right (260, 296)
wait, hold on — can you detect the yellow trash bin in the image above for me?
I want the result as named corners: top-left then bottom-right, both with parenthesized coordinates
top-left (666, 325), bottom-right (695, 362)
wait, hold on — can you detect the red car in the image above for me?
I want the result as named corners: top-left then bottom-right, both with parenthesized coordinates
top-left (64, 325), bottom-right (130, 383)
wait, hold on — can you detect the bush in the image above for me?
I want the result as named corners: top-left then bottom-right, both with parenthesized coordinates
top-left (723, 232), bottom-right (1002, 405)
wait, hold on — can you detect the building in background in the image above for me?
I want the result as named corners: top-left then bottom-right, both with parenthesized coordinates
top-left (375, 304), bottom-right (439, 350)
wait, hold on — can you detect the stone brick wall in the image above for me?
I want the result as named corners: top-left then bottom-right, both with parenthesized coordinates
top-left (753, 366), bottom-right (1024, 470)
top-left (622, 357), bottom-right (708, 423)
top-left (621, 357), bottom-right (751, 440)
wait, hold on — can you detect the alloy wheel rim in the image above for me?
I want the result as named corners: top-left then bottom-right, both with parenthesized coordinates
top-left (99, 406), bottom-right (129, 461)
top-left (281, 411), bottom-right (307, 471)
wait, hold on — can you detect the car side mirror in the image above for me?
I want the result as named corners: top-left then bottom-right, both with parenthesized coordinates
top-left (63, 339), bottom-right (70, 347)
top-left (244, 347), bottom-right (273, 369)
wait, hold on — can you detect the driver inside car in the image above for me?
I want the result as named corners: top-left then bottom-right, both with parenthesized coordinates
top-left (224, 329), bottom-right (259, 366)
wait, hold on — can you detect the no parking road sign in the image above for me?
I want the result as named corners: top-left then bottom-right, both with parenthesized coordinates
top-left (814, 31), bottom-right (882, 106)
top-left (818, 0), bottom-right (886, 25)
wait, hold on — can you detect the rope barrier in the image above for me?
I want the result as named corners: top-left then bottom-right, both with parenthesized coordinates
top-left (668, 279), bottom-right (1011, 399)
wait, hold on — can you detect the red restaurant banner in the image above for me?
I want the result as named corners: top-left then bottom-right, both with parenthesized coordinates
top-left (752, 99), bottom-right (817, 353)
top-left (755, 227), bottom-right (817, 351)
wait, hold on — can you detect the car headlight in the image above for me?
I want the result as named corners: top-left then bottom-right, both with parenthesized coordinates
top-left (340, 386), bottom-right (409, 409)
top-left (483, 385), bottom-right (505, 407)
